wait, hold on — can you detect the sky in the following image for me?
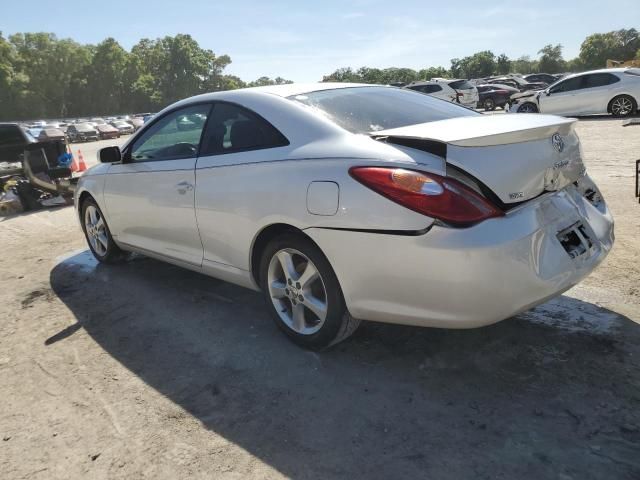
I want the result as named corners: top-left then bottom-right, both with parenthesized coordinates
top-left (2, 0), bottom-right (639, 82)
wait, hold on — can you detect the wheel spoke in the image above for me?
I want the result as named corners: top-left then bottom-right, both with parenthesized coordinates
top-left (97, 233), bottom-right (109, 249)
top-left (276, 250), bottom-right (297, 281)
top-left (270, 281), bottom-right (287, 299)
top-left (88, 207), bottom-right (97, 225)
top-left (303, 296), bottom-right (327, 321)
top-left (297, 261), bottom-right (319, 289)
top-left (291, 302), bottom-right (306, 331)
top-left (95, 216), bottom-right (105, 231)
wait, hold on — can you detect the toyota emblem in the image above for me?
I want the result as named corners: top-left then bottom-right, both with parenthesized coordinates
top-left (552, 133), bottom-right (564, 153)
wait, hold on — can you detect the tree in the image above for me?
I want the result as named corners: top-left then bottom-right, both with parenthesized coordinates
top-left (450, 51), bottom-right (496, 78)
top-left (511, 55), bottom-right (538, 74)
top-left (579, 28), bottom-right (640, 69)
top-left (84, 38), bottom-right (129, 115)
top-left (496, 54), bottom-right (511, 75)
top-left (417, 66), bottom-right (449, 80)
top-left (538, 44), bottom-right (565, 73)
top-left (247, 76), bottom-right (293, 87)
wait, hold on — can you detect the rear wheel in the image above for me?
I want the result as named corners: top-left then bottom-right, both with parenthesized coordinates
top-left (609, 95), bottom-right (636, 117)
top-left (81, 198), bottom-right (127, 263)
top-left (260, 233), bottom-right (360, 349)
top-left (517, 102), bottom-right (539, 113)
top-left (483, 98), bottom-right (496, 111)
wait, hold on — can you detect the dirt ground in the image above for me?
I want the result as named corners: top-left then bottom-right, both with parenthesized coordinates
top-left (1, 117), bottom-right (639, 479)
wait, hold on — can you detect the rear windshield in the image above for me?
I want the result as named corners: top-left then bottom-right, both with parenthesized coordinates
top-left (448, 79), bottom-right (474, 90)
top-left (289, 86), bottom-right (477, 134)
top-left (76, 123), bottom-right (94, 131)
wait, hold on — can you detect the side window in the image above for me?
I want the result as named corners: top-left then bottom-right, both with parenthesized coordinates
top-left (130, 104), bottom-right (211, 162)
top-left (200, 102), bottom-right (289, 156)
top-left (550, 76), bottom-right (583, 93)
top-left (583, 73), bottom-right (620, 88)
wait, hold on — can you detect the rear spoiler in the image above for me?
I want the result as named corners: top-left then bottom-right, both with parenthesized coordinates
top-left (371, 135), bottom-right (447, 159)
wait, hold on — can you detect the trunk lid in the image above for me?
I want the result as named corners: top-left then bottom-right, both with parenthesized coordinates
top-left (372, 114), bottom-right (584, 204)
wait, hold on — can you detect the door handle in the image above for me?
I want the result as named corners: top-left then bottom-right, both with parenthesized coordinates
top-left (176, 181), bottom-right (194, 194)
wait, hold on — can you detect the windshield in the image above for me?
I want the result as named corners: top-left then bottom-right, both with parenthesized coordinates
top-left (289, 86), bottom-right (478, 134)
top-left (76, 123), bottom-right (94, 131)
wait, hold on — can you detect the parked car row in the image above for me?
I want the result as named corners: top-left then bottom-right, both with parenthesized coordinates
top-left (404, 68), bottom-right (638, 117)
top-left (19, 112), bottom-right (156, 143)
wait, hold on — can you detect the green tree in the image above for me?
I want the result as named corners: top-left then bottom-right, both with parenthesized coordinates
top-left (538, 44), bottom-right (565, 73)
top-left (84, 38), bottom-right (129, 115)
top-left (450, 51), bottom-right (496, 78)
top-left (496, 54), bottom-right (511, 75)
top-left (511, 55), bottom-right (538, 74)
top-left (417, 66), bottom-right (449, 80)
top-left (579, 28), bottom-right (639, 69)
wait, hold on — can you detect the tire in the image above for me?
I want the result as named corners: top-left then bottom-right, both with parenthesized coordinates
top-left (517, 102), bottom-right (539, 113)
top-left (259, 233), bottom-right (361, 349)
top-left (609, 95), bottom-right (636, 117)
top-left (483, 97), bottom-right (496, 111)
top-left (81, 197), bottom-right (128, 263)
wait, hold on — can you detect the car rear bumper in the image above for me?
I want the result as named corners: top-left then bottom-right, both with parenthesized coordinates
top-left (305, 183), bottom-right (614, 328)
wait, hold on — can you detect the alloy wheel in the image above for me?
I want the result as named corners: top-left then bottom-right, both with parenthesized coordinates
top-left (611, 97), bottom-right (633, 116)
top-left (267, 248), bottom-right (328, 335)
top-left (84, 205), bottom-right (108, 257)
top-left (518, 103), bottom-right (538, 113)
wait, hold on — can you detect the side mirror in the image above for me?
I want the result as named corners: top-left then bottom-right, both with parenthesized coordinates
top-left (99, 146), bottom-right (122, 163)
top-left (546, 89), bottom-right (552, 96)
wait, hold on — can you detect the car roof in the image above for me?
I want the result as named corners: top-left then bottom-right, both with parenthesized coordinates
top-left (229, 82), bottom-right (373, 98)
top-left (562, 68), bottom-right (632, 79)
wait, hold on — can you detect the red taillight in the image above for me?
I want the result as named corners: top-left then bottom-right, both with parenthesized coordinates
top-left (349, 167), bottom-right (504, 227)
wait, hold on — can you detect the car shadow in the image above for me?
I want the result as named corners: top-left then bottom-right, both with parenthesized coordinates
top-left (49, 250), bottom-right (640, 479)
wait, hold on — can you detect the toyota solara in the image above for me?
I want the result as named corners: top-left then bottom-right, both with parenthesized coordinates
top-left (75, 83), bottom-right (614, 348)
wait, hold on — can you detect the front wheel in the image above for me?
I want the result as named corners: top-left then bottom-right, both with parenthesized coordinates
top-left (517, 102), bottom-right (539, 113)
top-left (259, 233), bottom-right (360, 349)
top-left (483, 98), bottom-right (496, 111)
top-left (609, 95), bottom-right (636, 117)
top-left (81, 198), bottom-right (128, 263)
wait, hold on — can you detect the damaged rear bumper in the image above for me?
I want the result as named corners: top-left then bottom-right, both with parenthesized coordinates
top-left (306, 180), bottom-right (614, 328)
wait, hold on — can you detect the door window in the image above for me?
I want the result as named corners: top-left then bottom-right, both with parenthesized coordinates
top-left (549, 76), bottom-right (584, 93)
top-left (200, 102), bottom-right (289, 155)
top-left (582, 73), bottom-right (620, 88)
top-left (130, 104), bottom-right (211, 162)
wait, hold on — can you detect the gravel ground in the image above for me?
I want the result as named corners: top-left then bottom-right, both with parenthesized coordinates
top-left (0, 117), bottom-right (639, 479)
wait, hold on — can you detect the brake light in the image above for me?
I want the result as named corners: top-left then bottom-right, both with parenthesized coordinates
top-left (349, 167), bottom-right (504, 227)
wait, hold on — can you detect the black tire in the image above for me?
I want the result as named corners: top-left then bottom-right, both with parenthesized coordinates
top-left (80, 197), bottom-right (128, 263)
top-left (517, 102), bottom-right (539, 113)
top-left (608, 95), bottom-right (636, 117)
top-left (483, 97), bottom-right (496, 111)
top-left (259, 233), bottom-right (361, 349)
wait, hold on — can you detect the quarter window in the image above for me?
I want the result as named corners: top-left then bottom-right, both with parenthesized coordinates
top-left (199, 102), bottom-right (289, 155)
top-left (130, 104), bottom-right (211, 162)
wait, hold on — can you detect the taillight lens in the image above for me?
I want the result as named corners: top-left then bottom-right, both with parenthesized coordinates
top-left (349, 167), bottom-right (504, 227)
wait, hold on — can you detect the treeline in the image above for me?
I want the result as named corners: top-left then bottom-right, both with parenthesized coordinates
top-left (323, 28), bottom-right (640, 84)
top-left (0, 32), bottom-right (292, 121)
top-left (1, 28), bottom-right (638, 121)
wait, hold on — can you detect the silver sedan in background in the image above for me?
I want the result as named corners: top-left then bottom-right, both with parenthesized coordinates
top-left (75, 84), bottom-right (614, 348)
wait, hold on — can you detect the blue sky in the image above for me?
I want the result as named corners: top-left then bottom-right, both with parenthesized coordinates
top-left (2, 0), bottom-right (639, 81)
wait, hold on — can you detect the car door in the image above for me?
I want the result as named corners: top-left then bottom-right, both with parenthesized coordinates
top-left (103, 103), bottom-right (211, 266)
top-left (539, 75), bottom-right (585, 115)
top-left (572, 73), bottom-right (621, 114)
top-left (194, 101), bottom-right (290, 270)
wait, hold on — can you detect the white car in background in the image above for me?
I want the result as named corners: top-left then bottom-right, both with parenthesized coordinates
top-left (405, 79), bottom-right (479, 108)
top-left (508, 68), bottom-right (640, 117)
top-left (75, 84), bottom-right (613, 349)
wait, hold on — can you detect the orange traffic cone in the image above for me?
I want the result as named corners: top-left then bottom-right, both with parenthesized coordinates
top-left (70, 152), bottom-right (79, 172)
top-left (77, 150), bottom-right (87, 172)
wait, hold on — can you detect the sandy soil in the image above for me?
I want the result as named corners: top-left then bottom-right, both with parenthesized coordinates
top-left (1, 117), bottom-right (639, 479)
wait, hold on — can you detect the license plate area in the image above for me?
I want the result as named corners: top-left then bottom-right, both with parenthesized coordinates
top-left (557, 221), bottom-right (593, 259)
